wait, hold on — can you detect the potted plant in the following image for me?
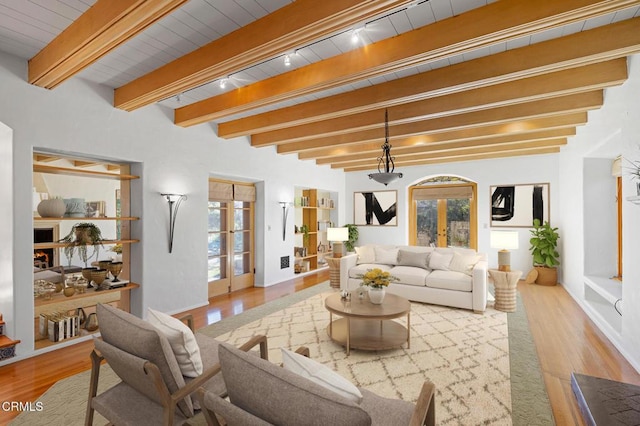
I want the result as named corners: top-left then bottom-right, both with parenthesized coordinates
top-left (529, 219), bottom-right (560, 286)
top-left (59, 223), bottom-right (105, 267)
top-left (299, 224), bottom-right (310, 247)
top-left (357, 268), bottom-right (398, 304)
top-left (626, 158), bottom-right (640, 196)
top-left (344, 224), bottom-right (359, 253)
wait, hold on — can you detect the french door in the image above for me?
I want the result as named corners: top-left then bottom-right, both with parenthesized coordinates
top-left (208, 180), bottom-right (255, 297)
top-left (409, 182), bottom-right (477, 249)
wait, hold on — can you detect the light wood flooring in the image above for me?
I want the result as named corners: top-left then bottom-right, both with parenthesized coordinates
top-left (1, 270), bottom-right (639, 425)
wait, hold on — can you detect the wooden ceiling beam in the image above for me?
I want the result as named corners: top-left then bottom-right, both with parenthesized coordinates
top-left (219, 17), bottom-right (640, 138)
top-left (28, 0), bottom-right (188, 89)
top-left (175, 0), bottom-right (638, 126)
top-left (343, 147), bottom-right (562, 171)
top-left (252, 60), bottom-right (624, 146)
top-left (278, 92), bottom-right (601, 153)
top-left (114, 0), bottom-right (411, 111)
top-left (291, 113), bottom-right (587, 157)
top-left (330, 138), bottom-right (567, 168)
top-left (315, 129), bottom-right (575, 164)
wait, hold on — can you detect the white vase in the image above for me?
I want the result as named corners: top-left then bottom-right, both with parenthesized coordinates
top-left (368, 287), bottom-right (386, 304)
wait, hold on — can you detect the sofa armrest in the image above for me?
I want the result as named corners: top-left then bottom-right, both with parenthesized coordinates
top-left (471, 259), bottom-right (488, 313)
top-left (339, 254), bottom-right (358, 292)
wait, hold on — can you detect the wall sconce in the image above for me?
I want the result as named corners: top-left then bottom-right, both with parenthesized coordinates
top-left (279, 201), bottom-right (291, 241)
top-left (161, 193), bottom-right (187, 253)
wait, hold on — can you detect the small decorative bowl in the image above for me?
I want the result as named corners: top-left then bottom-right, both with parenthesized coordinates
top-left (91, 269), bottom-right (108, 286)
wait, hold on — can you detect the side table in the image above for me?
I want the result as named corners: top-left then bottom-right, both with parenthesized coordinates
top-left (488, 269), bottom-right (522, 312)
top-left (325, 257), bottom-right (341, 289)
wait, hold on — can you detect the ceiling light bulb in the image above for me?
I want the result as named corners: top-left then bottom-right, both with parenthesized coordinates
top-left (219, 78), bottom-right (227, 89)
top-left (284, 54), bottom-right (291, 67)
top-left (351, 29), bottom-right (361, 44)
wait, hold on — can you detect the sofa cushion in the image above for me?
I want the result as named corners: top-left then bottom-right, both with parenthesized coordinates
top-left (425, 270), bottom-right (473, 292)
top-left (428, 251), bottom-right (453, 271)
top-left (349, 263), bottom-right (393, 279)
top-left (281, 348), bottom-right (363, 403)
top-left (397, 249), bottom-right (430, 269)
top-left (355, 246), bottom-right (375, 264)
top-left (389, 266), bottom-right (429, 287)
top-left (374, 246), bottom-right (398, 265)
top-left (448, 252), bottom-right (481, 276)
top-left (147, 308), bottom-right (203, 378)
top-left (219, 343), bottom-right (371, 426)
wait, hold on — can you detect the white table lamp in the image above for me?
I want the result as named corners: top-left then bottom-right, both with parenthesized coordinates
top-left (490, 230), bottom-right (519, 272)
top-left (327, 227), bottom-right (349, 258)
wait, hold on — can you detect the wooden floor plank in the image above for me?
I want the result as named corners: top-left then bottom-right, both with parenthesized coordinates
top-left (0, 272), bottom-right (638, 425)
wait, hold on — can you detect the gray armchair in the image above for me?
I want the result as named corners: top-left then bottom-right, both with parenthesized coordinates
top-left (85, 303), bottom-right (268, 426)
top-left (197, 343), bottom-right (436, 426)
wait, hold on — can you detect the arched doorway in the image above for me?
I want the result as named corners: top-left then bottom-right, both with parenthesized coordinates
top-left (409, 176), bottom-right (477, 249)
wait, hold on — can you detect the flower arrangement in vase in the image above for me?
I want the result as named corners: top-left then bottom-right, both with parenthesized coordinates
top-left (357, 268), bottom-right (398, 304)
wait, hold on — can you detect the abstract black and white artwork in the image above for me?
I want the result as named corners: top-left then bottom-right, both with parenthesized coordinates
top-left (490, 183), bottom-right (549, 227)
top-left (354, 190), bottom-right (397, 226)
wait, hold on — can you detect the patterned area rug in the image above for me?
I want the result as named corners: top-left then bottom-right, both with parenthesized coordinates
top-left (11, 282), bottom-right (554, 425)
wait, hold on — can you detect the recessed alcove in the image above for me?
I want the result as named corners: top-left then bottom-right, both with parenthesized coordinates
top-left (582, 157), bottom-right (623, 335)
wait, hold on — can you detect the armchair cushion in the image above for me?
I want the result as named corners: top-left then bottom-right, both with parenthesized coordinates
top-left (281, 348), bottom-right (363, 403)
top-left (147, 308), bottom-right (203, 378)
top-left (96, 303), bottom-right (195, 417)
top-left (219, 343), bottom-right (371, 426)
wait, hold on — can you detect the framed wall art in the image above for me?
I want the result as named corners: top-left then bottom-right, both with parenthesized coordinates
top-left (490, 183), bottom-right (550, 227)
top-left (354, 190), bottom-right (397, 226)
top-left (86, 201), bottom-right (106, 218)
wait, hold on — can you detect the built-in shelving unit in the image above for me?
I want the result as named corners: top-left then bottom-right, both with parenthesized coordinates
top-left (293, 187), bottom-right (336, 274)
top-left (32, 153), bottom-right (139, 351)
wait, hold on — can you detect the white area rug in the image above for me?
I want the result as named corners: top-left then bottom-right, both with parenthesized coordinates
top-left (12, 289), bottom-right (513, 425)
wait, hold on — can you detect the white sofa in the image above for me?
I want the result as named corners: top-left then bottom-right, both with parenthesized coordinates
top-left (339, 245), bottom-right (488, 313)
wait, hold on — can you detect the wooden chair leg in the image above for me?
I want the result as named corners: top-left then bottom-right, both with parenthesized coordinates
top-left (409, 380), bottom-right (436, 426)
top-left (85, 349), bottom-right (103, 426)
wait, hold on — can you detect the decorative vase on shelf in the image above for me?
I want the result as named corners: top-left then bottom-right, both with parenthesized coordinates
top-left (37, 198), bottom-right (66, 218)
top-left (64, 198), bottom-right (86, 218)
top-left (368, 287), bottom-right (386, 304)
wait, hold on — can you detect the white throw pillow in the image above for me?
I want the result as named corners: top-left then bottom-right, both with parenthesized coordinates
top-left (428, 251), bottom-right (453, 271)
top-left (147, 308), bottom-right (203, 377)
top-left (355, 246), bottom-right (375, 264)
top-left (281, 348), bottom-right (363, 403)
top-left (448, 252), bottom-right (481, 276)
top-left (374, 247), bottom-right (399, 265)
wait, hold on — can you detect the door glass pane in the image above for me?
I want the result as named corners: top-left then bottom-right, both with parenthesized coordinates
top-left (234, 205), bottom-right (250, 231)
top-left (416, 200), bottom-right (438, 246)
top-left (446, 198), bottom-right (470, 248)
top-left (234, 230), bottom-right (249, 253)
top-left (208, 233), bottom-right (225, 256)
top-left (234, 253), bottom-right (250, 276)
top-left (208, 256), bottom-right (227, 281)
top-left (208, 202), bottom-right (227, 232)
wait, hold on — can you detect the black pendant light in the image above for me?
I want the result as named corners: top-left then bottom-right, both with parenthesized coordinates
top-left (368, 109), bottom-right (403, 186)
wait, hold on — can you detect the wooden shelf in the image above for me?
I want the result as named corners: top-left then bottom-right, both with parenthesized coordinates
top-left (34, 164), bottom-right (139, 180)
top-left (34, 283), bottom-right (139, 308)
top-left (34, 216), bottom-right (139, 221)
top-left (35, 239), bottom-right (139, 249)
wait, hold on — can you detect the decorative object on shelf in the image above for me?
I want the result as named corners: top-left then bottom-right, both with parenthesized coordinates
top-left (108, 262), bottom-right (123, 282)
top-left (490, 183), bottom-right (550, 227)
top-left (327, 227), bottom-right (349, 258)
top-left (344, 224), bottom-right (359, 253)
top-left (60, 223), bottom-right (104, 267)
top-left (91, 269), bottom-right (108, 290)
top-left (85, 312), bottom-right (98, 331)
top-left (160, 193), bottom-right (187, 253)
top-left (85, 200), bottom-right (106, 217)
top-left (63, 285), bottom-right (75, 297)
top-left (490, 230), bottom-right (519, 272)
top-left (74, 277), bottom-right (88, 294)
top-left (279, 201), bottom-right (292, 241)
top-left (299, 224), bottom-right (310, 247)
top-left (82, 267), bottom-right (98, 287)
top-left (98, 260), bottom-right (112, 272)
top-left (63, 198), bottom-right (86, 218)
top-left (37, 197), bottom-right (66, 218)
top-left (368, 109), bottom-right (403, 186)
top-left (529, 219), bottom-right (560, 286)
top-left (109, 243), bottom-right (123, 262)
top-left (353, 191), bottom-right (398, 226)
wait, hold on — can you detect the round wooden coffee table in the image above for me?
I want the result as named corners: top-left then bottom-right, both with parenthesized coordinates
top-left (325, 292), bottom-right (411, 355)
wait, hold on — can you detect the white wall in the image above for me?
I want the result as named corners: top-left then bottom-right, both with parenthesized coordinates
top-left (0, 51), bottom-right (344, 360)
top-left (559, 53), bottom-right (640, 372)
top-left (345, 155), bottom-right (560, 275)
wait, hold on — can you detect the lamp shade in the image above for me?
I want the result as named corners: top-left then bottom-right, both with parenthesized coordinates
top-left (490, 230), bottom-right (519, 250)
top-left (327, 227), bottom-right (348, 242)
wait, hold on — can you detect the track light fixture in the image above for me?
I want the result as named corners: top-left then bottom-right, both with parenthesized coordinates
top-left (284, 54), bottom-right (291, 67)
top-left (219, 78), bottom-right (228, 89)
